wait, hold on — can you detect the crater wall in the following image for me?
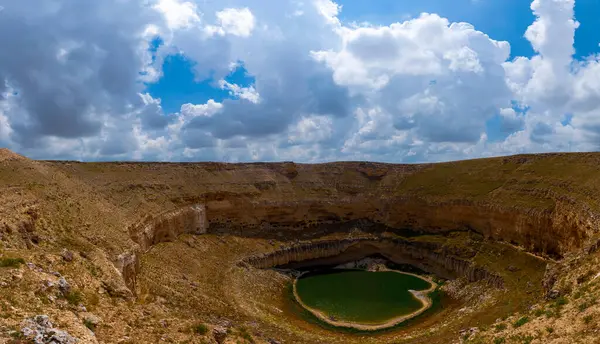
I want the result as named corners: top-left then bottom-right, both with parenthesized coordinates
top-left (41, 155), bottom-right (600, 295)
top-left (207, 197), bottom-right (594, 258)
top-left (241, 238), bottom-right (505, 288)
top-left (119, 204), bottom-right (207, 291)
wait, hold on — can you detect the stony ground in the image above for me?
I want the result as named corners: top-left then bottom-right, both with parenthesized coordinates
top-left (2, 149), bottom-right (600, 343)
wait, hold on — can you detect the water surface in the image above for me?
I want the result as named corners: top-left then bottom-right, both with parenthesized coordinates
top-left (295, 269), bottom-right (432, 324)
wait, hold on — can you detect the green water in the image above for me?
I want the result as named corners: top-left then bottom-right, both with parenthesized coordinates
top-left (295, 269), bottom-right (432, 324)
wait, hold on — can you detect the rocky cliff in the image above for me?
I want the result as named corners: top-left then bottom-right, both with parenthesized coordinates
top-left (118, 204), bottom-right (207, 292)
top-left (43, 154), bottom-right (600, 262)
top-left (207, 196), bottom-right (593, 259)
top-left (241, 237), bottom-right (505, 288)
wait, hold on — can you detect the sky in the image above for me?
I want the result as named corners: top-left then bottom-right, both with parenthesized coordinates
top-left (0, 0), bottom-right (599, 163)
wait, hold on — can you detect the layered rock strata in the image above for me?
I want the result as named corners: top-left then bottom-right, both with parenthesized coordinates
top-left (208, 197), bottom-right (594, 259)
top-left (119, 204), bottom-right (207, 292)
top-left (129, 204), bottom-right (207, 251)
top-left (241, 237), bottom-right (504, 288)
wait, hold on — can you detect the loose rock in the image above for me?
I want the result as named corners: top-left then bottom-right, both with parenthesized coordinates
top-left (213, 326), bottom-right (228, 344)
top-left (58, 277), bottom-right (70, 294)
top-left (20, 315), bottom-right (78, 344)
top-left (61, 249), bottom-right (74, 262)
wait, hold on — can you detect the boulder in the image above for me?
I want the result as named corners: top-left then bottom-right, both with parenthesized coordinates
top-left (61, 249), bottom-right (74, 262)
top-left (212, 326), bottom-right (228, 344)
top-left (20, 315), bottom-right (78, 344)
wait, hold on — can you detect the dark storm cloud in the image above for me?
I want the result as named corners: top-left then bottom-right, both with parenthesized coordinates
top-left (0, 75), bottom-right (6, 99)
top-left (183, 58), bottom-right (352, 140)
top-left (0, 0), bottom-right (162, 145)
top-left (530, 121), bottom-right (554, 143)
top-left (134, 95), bottom-right (173, 131)
top-left (180, 128), bottom-right (217, 148)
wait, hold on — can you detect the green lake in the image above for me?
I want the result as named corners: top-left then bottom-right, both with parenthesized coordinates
top-left (295, 269), bottom-right (432, 324)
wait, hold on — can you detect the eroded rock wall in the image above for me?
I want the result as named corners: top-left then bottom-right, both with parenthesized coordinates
top-left (129, 204), bottom-right (207, 251)
top-left (208, 197), bottom-right (593, 258)
top-left (63, 158), bottom-right (600, 294)
top-left (120, 204), bottom-right (207, 291)
top-left (241, 238), bottom-right (504, 288)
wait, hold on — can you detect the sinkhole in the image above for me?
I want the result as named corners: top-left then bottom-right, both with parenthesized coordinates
top-left (294, 268), bottom-right (436, 330)
top-left (275, 255), bottom-right (446, 331)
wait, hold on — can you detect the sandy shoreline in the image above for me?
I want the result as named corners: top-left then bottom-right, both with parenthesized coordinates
top-left (292, 270), bottom-right (437, 331)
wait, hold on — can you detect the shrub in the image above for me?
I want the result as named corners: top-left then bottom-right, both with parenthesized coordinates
top-left (0, 257), bottom-right (25, 268)
top-left (83, 319), bottom-right (96, 332)
top-left (239, 327), bottom-right (255, 344)
top-left (546, 326), bottom-right (554, 334)
top-left (544, 309), bottom-right (559, 318)
top-left (494, 337), bottom-right (506, 344)
top-left (192, 323), bottom-right (208, 335)
top-left (494, 323), bottom-right (507, 332)
top-left (578, 298), bottom-right (597, 312)
top-left (583, 315), bottom-right (593, 324)
top-left (554, 296), bottom-right (568, 307)
top-left (513, 316), bottom-right (529, 328)
top-left (521, 335), bottom-right (534, 344)
top-left (64, 291), bottom-right (83, 305)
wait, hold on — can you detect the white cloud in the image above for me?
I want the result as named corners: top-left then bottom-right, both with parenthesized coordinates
top-left (1, 0), bottom-right (600, 163)
top-left (180, 100), bottom-right (223, 118)
top-left (314, 0), bottom-right (342, 26)
top-left (311, 12), bottom-right (512, 154)
top-left (286, 115), bottom-right (333, 145)
top-left (312, 14), bottom-right (509, 90)
top-left (154, 0), bottom-right (201, 30)
top-left (206, 8), bottom-right (256, 37)
top-left (218, 80), bottom-right (261, 103)
top-left (499, 0), bottom-right (600, 155)
top-left (0, 89), bottom-right (14, 145)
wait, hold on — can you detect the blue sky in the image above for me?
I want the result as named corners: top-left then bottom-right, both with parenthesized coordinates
top-left (148, 0), bottom-right (600, 113)
top-left (2, 0), bottom-right (600, 162)
top-left (145, 0), bottom-right (600, 152)
top-left (336, 0), bottom-right (599, 59)
top-left (149, 0), bottom-right (540, 113)
top-left (146, 53), bottom-right (256, 114)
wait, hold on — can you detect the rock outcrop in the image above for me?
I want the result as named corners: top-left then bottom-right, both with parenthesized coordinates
top-left (129, 204), bottom-right (207, 252)
top-left (20, 315), bottom-right (78, 344)
top-left (241, 237), bottom-right (504, 288)
top-left (119, 204), bottom-right (207, 292)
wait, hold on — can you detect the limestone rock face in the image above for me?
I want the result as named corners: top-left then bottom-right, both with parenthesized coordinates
top-left (57, 277), bottom-right (70, 294)
top-left (61, 249), bottom-right (74, 262)
top-left (242, 237), bottom-right (505, 288)
top-left (208, 198), bottom-right (592, 259)
top-left (120, 204), bottom-right (207, 291)
top-left (20, 315), bottom-right (78, 344)
top-left (129, 204), bottom-right (207, 252)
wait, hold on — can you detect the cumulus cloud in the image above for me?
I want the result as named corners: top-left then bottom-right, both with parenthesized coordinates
top-left (499, 0), bottom-right (600, 154)
top-left (218, 80), bottom-right (261, 104)
top-left (498, 108), bottom-right (526, 134)
top-left (206, 8), bottom-right (256, 37)
top-left (154, 0), bottom-right (201, 30)
top-left (0, 0), bottom-right (164, 158)
top-left (0, 0), bottom-right (599, 162)
top-left (312, 13), bottom-right (512, 152)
